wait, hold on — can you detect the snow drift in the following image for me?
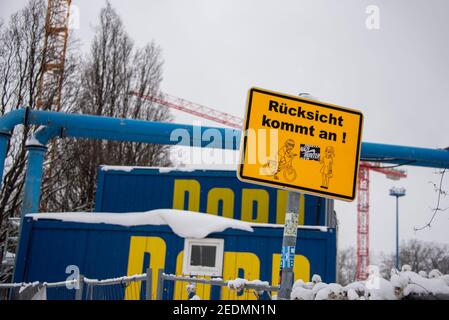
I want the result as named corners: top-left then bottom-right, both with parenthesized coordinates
top-left (26, 209), bottom-right (254, 239)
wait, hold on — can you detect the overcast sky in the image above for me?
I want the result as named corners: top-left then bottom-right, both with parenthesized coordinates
top-left (1, 0), bottom-right (448, 256)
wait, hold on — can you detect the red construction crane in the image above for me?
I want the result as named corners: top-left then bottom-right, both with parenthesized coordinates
top-left (129, 91), bottom-right (244, 129)
top-left (356, 162), bottom-right (407, 280)
top-left (131, 92), bottom-right (408, 281)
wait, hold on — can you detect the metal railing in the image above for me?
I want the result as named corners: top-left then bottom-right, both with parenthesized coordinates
top-left (1, 269), bottom-right (279, 300)
top-left (157, 270), bottom-right (280, 300)
top-left (82, 270), bottom-right (152, 300)
top-left (0, 282), bottom-right (23, 300)
top-left (0, 268), bottom-right (153, 300)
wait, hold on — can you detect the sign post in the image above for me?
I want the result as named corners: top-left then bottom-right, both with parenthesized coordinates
top-left (238, 87), bottom-right (363, 299)
top-left (278, 190), bottom-right (300, 299)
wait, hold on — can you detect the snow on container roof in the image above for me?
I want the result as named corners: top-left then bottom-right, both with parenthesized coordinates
top-left (100, 165), bottom-right (237, 173)
top-left (248, 222), bottom-right (328, 232)
top-left (26, 209), bottom-right (253, 239)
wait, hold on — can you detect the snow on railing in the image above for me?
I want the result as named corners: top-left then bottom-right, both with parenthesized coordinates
top-left (83, 273), bottom-right (147, 286)
top-left (0, 272), bottom-right (151, 300)
top-left (158, 273), bottom-right (279, 300)
top-left (3, 264), bottom-right (449, 300)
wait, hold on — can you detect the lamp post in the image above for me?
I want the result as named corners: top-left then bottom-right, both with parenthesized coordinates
top-left (389, 187), bottom-right (406, 270)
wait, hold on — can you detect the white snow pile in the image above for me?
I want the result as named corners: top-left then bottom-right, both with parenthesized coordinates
top-left (226, 278), bottom-right (271, 299)
top-left (2, 251), bottom-right (15, 264)
top-left (83, 273), bottom-right (146, 284)
top-left (246, 279), bottom-right (270, 287)
top-left (158, 167), bottom-right (196, 174)
top-left (227, 278), bottom-right (247, 292)
top-left (390, 265), bottom-right (449, 298)
top-left (291, 276), bottom-right (345, 300)
top-left (186, 282), bottom-right (196, 294)
top-left (100, 165), bottom-right (144, 172)
top-left (25, 136), bottom-right (44, 147)
top-left (18, 281), bottom-right (40, 294)
top-left (26, 209), bottom-right (253, 239)
top-left (99, 165), bottom-right (214, 173)
top-left (291, 265), bottom-right (449, 300)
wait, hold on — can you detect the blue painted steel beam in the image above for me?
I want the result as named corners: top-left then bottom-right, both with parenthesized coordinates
top-left (0, 108), bottom-right (447, 173)
top-left (21, 145), bottom-right (47, 216)
top-left (20, 126), bottom-right (63, 217)
top-left (0, 109), bottom-right (27, 182)
top-left (361, 142), bottom-right (449, 169)
top-left (24, 111), bottom-right (449, 170)
top-left (0, 108), bottom-right (241, 187)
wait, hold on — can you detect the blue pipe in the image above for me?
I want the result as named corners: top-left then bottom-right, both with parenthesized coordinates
top-left (20, 126), bottom-right (63, 219)
top-left (1, 108), bottom-right (449, 216)
top-left (0, 108), bottom-right (27, 132)
top-left (21, 144), bottom-right (47, 216)
top-left (24, 110), bottom-right (449, 169)
top-left (32, 125), bottom-right (63, 145)
top-left (0, 108), bottom-right (241, 186)
top-left (1, 109), bottom-right (448, 179)
top-left (26, 109), bottom-right (241, 149)
top-left (0, 133), bottom-right (11, 185)
top-left (361, 142), bottom-right (449, 169)
top-left (0, 109), bottom-right (27, 186)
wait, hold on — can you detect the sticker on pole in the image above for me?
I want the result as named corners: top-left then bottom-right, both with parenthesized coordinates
top-left (237, 88), bottom-right (363, 201)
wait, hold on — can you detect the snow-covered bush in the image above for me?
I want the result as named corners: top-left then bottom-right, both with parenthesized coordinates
top-left (290, 266), bottom-right (449, 300)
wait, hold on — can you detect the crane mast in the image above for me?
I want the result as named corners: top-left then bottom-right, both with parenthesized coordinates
top-left (355, 162), bottom-right (407, 280)
top-left (36, 0), bottom-right (71, 110)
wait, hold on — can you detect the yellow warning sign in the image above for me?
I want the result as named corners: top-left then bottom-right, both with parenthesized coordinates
top-left (237, 88), bottom-right (363, 201)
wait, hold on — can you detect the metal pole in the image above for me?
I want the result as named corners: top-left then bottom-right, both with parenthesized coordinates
top-left (389, 187), bottom-right (405, 271)
top-left (145, 267), bottom-right (152, 300)
top-left (0, 132), bottom-right (12, 188)
top-left (88, 283), bottom-right (93, 300)
top-left (75, 275), bottom-right (84, 300)
top-left (278, 191), bottom-right (300, 300)
top-left (156, 269), bottom-right (164, 300)
top-left (395, 196), bottom-right (399, 270)
top-left (20, 144), bottom-right (48, 219)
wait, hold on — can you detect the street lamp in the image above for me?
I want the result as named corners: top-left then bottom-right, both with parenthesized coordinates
top-left (389, 187), bottom-right (406, 270)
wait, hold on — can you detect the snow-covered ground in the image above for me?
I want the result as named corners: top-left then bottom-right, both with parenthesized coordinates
top-left (291, 265), bottom-right (449, 300)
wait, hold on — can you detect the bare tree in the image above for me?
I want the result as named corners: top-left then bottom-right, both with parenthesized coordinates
top-left (0, 1), bottom-right (45, 231)
top-left (379, 239), bottom-right (449, 277)
top-left (40, 2), bottom-right (171, 212)
top-left (415, 169), bottom-right (448, 231)
top-left (337, 246), bottom-right (357, 285)
top-left (0, 0), bottom-right (80, 282)
top-left (0, 1), bottom-right (169, 282)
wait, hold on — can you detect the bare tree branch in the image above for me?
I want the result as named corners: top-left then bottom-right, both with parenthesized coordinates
top-left (414, 169), bottom-right (447, 231)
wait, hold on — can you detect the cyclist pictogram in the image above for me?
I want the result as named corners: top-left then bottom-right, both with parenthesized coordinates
top-left (262, 139), bottom-right (298, 182)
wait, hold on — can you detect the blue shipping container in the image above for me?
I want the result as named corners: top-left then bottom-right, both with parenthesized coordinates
top-left (14, 215), bottom-right (336, 300)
